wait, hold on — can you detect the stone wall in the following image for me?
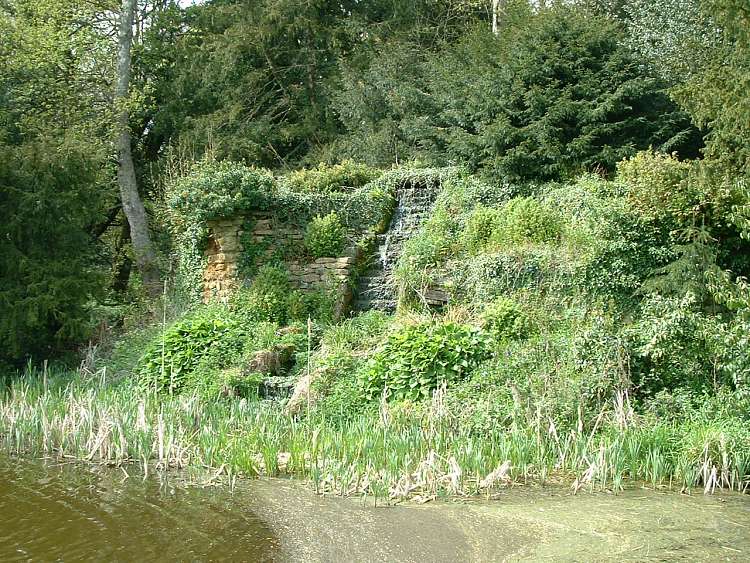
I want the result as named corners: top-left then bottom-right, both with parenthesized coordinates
top-left (202, 217), bottom-right (243, 303)
top-left (202, 214), bottom-right (360, 314)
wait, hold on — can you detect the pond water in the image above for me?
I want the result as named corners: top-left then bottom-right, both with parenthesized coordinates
top-left (0, 455), bottom-right (279, 561)
top-left (1, 454), bottom-right (749, 562)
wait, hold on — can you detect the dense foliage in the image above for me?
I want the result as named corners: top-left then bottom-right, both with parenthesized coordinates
top-left (304, 213), bottom-right (347, 258)
top-left (363, 322), bottom-right (491, 401)
top-left (0, 135), bottom-right (105, 362)
top-left (2, 0), bottom-right (750, 499)
top-left (334, 2), bottom-right (700, 182)
top-left (281, 161), bottom-right (380, 193)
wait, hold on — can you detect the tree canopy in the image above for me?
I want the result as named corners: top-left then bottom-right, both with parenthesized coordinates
top-left (0, 0), bottom-right (748, 363)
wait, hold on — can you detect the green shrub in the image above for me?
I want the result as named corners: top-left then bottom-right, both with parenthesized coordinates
top-left (617, 150), bottom-right (696, 228)
top-left (223, 368), bottom-right (264, 399)
top-left (542, 179), bottom-right (672, 303)
top-left (281, 160), bottom-right (380, 193)
top-left (362, 322), bottom-right (491, 401)
top-left (319, 310), bottom-right (393, 353)
top-left (0, 134), bottom-right (106, 363)
top-left (443, 357), bottom-right (517, 434)
top-left (233, 264), bottom-right (292, 324)
top-left (481, 298), bottom-right (533, 342)
top-left (305, 312), bottom-right (393, 420)
top-left (461, 206), bottom-right (504, 254)
top-left (168, 159), bottom-right (276, 228)
top-left (287, 288), bottom-right (336, 324)
top-left (138, 306), bottom-right (248, 393)
top-left (618, 151), bottom-right (750, 278)
top-left (626, 293), bottom-right (740, 397)
top-left (305, 212), bottom-right (347, 258)
top-left (489, 196), bottom-right (564, 247)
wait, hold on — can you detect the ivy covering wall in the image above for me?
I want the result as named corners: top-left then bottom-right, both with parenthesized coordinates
top-left (166, 160), bottom-right (394, 303)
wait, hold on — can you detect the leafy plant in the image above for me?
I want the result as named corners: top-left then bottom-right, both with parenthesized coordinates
top-left (287, 288), bottom-right (336, 324)
top-left (281, 160), bottom-right (380, 193)
top-left (362, 322), bottom-right (491, 401)
top-left (305, 212), bottom-right (347, 258)
top-left (481, 298), bottom-right (534, 342)
top-left (232, 264), bottom-right (292, 324)
top-left (489, 196), bottom-right (564, 247)
top-left (138, 306), bottom-right (249, 394)
top-left (626, 293), bottom-right (731, 397)
top-left (461, 206), bottom-right (504, 254)
top-left (617, 150), bottom-right (696, 229)
top-left (168, 159), bottom-right (276, 229)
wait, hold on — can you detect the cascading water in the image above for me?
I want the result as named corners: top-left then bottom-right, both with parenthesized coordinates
top-left (352, 180), bottom-right (440, 313)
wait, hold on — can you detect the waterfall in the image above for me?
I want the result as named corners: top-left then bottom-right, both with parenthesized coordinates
top-left (352, 179), bottom-right (440, 313)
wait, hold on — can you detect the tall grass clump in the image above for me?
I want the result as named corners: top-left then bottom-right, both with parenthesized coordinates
top-left (1, 364), bottom-right (747, 500)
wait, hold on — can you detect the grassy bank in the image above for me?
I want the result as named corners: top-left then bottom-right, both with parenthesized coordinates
top-left (2, 365), bottom-right (748, 501)
top-left (4, 161), bottom-right (750, 501)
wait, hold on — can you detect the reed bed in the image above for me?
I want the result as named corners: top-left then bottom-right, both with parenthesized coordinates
top-left (1, 366), bottom-right (747, 501)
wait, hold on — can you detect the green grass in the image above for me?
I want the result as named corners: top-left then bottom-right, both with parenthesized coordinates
top-left (1, 365), bottom-right (747, 501)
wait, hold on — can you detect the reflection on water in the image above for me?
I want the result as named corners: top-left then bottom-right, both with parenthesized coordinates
top-left (0, 455), bottom-right (279, 562)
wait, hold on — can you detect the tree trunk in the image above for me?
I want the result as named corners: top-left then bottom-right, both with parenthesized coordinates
top-left (112, 215), bottom-right (133, 294)
top-left (116, 0), bottom-right (160, 296)
top-left (492, 0), bottom-right (500, 35)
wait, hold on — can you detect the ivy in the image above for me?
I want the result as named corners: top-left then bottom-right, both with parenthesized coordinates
top-left (166, 159), bottom-right (396, 303)
top-left (238, 217), bottom-right (269, 279)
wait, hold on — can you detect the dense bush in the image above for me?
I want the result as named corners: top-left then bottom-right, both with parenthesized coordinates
top-left (481, 297), bottom-right (534, 342)
top-left (233, 264), bottom-right (292, 324)
top-left (618, 151), bottom-right (750, 278)
top-left (627, 293), bottom-right (748, 397)
top-left (281, 161), bottom-right (380, 193)
top-left (233, 265), bottom-right (336, 325)
top-left (461, 206), bottom-right (504, 254)
top-left (138, 307), bottom-right (250, 393)
top-left (307, 311), bottom-right (393, 421)
top-left (542, 177), bottom-right (673, 303)
top-left (0, 134), bottom-right (105, 363)
top-left (168, 160), bottom-right (276, 229)
top-left (362, 322), bottom-right (491, 401)
top-left (445, 326), bottom-right (625, 434)
top-left (334, 3), bottom-right (699, 182)
top-left (304, 212), bottom-right (347, 258)
top-left (618, 151), bottom-right (696, 228)
top-left (286, 288), bottom-right (336, 324)
top-left (489, 197), bottom-right (564, 247)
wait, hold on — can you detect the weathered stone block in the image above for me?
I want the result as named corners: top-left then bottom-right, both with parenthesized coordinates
top-left (245, 344), bottom-right (295, 375)
top-left (219, 240), bottom-right (241, 253)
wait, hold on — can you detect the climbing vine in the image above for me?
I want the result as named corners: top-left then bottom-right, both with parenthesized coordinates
top-left (167, 159), bottom-right (395, 302)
